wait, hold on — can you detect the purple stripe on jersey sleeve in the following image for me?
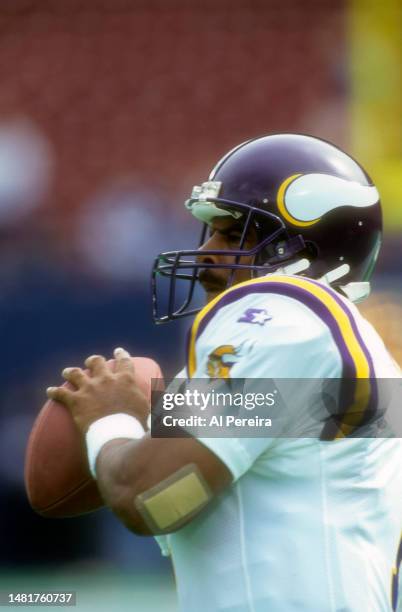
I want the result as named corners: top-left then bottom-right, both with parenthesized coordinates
top-left (185, 324), bottom-right (192, 378)
top-left (188, 277), bottom-right (377, 439)
top-left (303, 278), bottom-right (375, 377)
top-left (303, 278), bottom-right (378, 426)
top-left (190, 281), bottom-right (357, 378)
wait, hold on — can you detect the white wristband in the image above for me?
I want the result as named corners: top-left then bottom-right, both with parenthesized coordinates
top-left (85, 413), bottom-right (145, 479)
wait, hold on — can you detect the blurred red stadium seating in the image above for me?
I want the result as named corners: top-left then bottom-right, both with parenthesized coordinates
top-left (0, 0), bottom-right (346, 234)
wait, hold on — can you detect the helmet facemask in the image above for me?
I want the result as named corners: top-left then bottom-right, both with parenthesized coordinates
top-left (152, 134), bottom-right (382, 323)
top-left (152, 182), bottom-right (309, 323)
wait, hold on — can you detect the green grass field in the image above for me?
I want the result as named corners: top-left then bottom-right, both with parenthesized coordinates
top-left (0, 568), bottom-right (178, 611)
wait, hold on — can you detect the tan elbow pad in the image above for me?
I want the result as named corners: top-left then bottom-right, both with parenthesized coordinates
top-left (134, 463), bottom-right (212, 534)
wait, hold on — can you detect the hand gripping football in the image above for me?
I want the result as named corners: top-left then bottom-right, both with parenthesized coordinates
top-left (25, 356), bottom-right (164, 518)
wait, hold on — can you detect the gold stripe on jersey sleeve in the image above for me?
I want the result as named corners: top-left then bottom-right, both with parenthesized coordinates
top-left (188, 275), bottom-right (371, 381)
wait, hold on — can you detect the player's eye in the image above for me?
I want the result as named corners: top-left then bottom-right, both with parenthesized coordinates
top-left (206, 227), bottom-right (248, 245)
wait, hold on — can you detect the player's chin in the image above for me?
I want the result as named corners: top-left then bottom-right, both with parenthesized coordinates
top-left (200, 280), bottom-right (226, 302)
top-left (205, 288), bottom-right (223, 303)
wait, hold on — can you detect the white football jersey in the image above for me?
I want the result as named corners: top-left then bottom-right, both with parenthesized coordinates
top-left (156, 274), bottom-right (402, 612)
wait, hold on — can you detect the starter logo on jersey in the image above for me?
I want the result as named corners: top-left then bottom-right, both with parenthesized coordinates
top-left (238, 308), bottom-right (272, 326)
top-left (206, 345), bottom-right (238, 379)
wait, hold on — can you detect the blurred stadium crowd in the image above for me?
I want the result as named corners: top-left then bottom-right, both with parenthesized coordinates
top-left (0, 0), bottom-right (400, 585)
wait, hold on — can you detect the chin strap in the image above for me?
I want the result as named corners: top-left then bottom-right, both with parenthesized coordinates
top-left (263, 258), bottom-right (371, 304)
top-left (318, 263), bottom-right (371, 303)
top-left (275, 258), bottom-right (311, 276)
top-left (318, 263), bottom-right (350, 285)
top-left (271, 260), bottom-right (371, 304)
top-left (338, 282), bottom-right (371, 303)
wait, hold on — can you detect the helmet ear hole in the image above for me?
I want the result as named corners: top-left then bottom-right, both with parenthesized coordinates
top-left (304, 241), bottom-right (319, 260)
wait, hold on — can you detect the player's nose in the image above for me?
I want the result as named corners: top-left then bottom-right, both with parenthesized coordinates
top-left (196, 233), bottom-right (223, 264)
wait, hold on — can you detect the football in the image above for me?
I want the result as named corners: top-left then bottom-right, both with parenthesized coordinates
top-left (25, 356), bottom-right (164, 518)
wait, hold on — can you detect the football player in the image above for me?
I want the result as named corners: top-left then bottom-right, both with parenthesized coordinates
top-left (48, 134), bottom-right (402, 611)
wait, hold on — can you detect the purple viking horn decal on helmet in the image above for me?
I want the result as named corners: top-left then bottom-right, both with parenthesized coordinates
top-left (152, 133), bottom-right (382, 323)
